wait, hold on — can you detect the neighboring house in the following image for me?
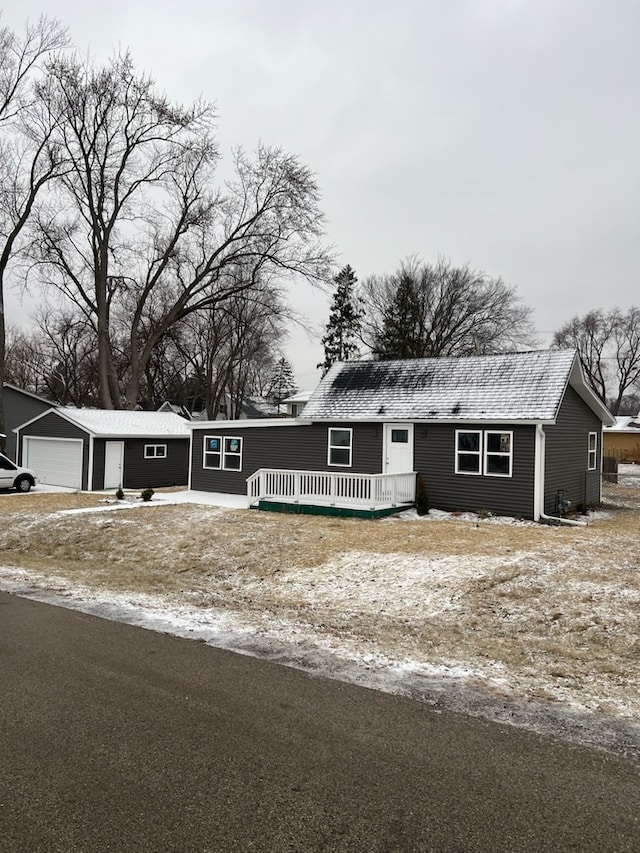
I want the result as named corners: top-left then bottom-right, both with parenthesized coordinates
top-left (159, 395), bottom-right (278, 421)
top-left (187, 350), bottom-right (614, 520)
top-left (15, 408), bottom-right (190, 490)
top-left (282, 390), bottom-right (313, 418)
top-left (157, 401), bottom-right (193, 419)
top-left (2, 384), bottom-right (56, 462)
top-left (603, 416), bottom-right (640, 463)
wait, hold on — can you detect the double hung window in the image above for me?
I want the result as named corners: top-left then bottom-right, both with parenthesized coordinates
top-left (328, 428), bottom-right (352, 467)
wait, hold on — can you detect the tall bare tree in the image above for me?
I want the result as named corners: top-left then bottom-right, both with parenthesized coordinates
top-left (4, 307), bottom-right (98, 405)
top-left (30, 52), bottom-right (331, 409)
top-left (361, 257), bottom-right (536, 360)
top-left (553, 307), bottom-right (640, 415)
top-left (153, 284), bottom-right (287, 419)
top-left (0, 14), bottom-right (68, 448)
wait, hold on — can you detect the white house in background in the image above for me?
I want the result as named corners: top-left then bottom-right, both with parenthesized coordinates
top-left (282, 390), bottom-right (313, 418)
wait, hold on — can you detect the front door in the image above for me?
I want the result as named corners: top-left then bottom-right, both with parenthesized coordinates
top-left (104, 441), bottom-right (124, 489)
top-left (383, 423), bottom-right (414, 473)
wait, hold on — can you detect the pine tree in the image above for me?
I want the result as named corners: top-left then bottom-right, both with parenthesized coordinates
top-left (318, 265), bottom-right (365, 376)
top-left (373, 270), bottom-right (424, 359)
top-left (268, 356), bottom-right (298, 413)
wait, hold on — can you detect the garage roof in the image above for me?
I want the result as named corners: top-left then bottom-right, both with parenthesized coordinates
top-left (20, 407), bottom-right (191, 438)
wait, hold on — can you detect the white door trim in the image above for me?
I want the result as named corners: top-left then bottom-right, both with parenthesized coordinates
top-left (104, 441), bottom-right (125, 489)
top-left (383, 423), bottom-right (414, 473)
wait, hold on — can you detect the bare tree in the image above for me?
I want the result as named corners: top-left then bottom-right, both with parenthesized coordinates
top-left (155, 284), bottom-right (287, 419)
top-left (4, 307), bottom-right (98, 405)
top-left (553, 307), bottom-right (640, 415)
top-left (0, 14), bottom-right (68, 445)
top-left (3, 323), bottom-right (48, 392)
top-left (361, 257), bottom-right (537, 360)
top-left (30, 52), bottom-right (331, 409)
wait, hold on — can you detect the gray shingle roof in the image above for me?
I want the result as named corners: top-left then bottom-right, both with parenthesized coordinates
top-left (303, 350), bottom-right (584, 422)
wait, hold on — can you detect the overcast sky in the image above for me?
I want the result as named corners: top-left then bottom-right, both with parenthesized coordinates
top-left (3, 0), bottom-right (639, 389)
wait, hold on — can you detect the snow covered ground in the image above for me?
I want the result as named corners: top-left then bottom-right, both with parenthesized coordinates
top-left (2, 464), bottom-right (640, 759)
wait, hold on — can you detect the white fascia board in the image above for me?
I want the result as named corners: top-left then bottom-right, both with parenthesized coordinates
top-left (304, 417), bottom-right (555, 426)
top-left (91, 432), bottom-right (190, 439)
top-left (568, 357), bottom-right (616, 426)
top-left (187, 418), bottom-right (313, 430)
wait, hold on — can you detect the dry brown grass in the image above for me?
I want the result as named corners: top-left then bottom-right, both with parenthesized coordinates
top-left (1, 480), bottom-right (639, 726)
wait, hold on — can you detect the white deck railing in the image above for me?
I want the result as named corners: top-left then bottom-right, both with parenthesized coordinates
top-left (247, 468), bottom-right (416, 509)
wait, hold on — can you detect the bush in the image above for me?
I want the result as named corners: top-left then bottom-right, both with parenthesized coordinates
top-left (415, 474), bottom-right (429, 516)
top-left (140, 487), bottom-right (154, 502)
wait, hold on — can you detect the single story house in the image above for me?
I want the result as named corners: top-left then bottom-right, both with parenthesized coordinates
top-left (3, 384), bottom-right (56, 461)
top-left (603, 416), bottom-right (640, 463)
top-left (15, 408), bottom-right (190, 490)
top-left (188, 350), bottom-right (614, 520)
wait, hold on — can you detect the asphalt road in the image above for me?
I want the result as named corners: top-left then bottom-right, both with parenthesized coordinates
top-left (1, 591), bottom-right (639, 853)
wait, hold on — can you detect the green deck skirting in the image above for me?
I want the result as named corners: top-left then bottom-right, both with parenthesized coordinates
top-left (257, 500), bottom-right (413, 519)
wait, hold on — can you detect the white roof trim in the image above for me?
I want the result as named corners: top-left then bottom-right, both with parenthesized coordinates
top-left (189, 418), bottom-right (313, 430)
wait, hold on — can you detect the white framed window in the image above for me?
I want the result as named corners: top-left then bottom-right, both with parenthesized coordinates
top-left (455, 430), bottom-right (482, 475)
top-left (328, 427), bottom-right (352, 467)
top-left (144, 444), bottom-right (167, 459)
top-left (484, 431), bottom-right (513, 477)
top-left (587, 432), bottom-right (597, 470)
top-left (223, 436), bottom-right (243, 470)
top-left (203, 436), bottom-right (222, 469)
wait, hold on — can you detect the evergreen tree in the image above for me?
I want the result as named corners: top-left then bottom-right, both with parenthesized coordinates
top-left (363, 257), bottom-right (536, 361)
top-left (268, 356), bottom-right (298, 413)
top-left (373, 270), bottom-right (424, 359)
top-left (318, 265), bottom-right (365, 376)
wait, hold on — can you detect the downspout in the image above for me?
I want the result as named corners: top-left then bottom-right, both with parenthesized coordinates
top-left (536, 423), bottom-right (587, 528)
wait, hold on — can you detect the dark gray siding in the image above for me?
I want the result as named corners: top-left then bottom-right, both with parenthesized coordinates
top-left (191, 423), bottom-right (383, 494)
top-left (544, 386), bottom-right (602, 513)
top-left (16, 411), bottom-right (91, 490)
top-left (92, 438), bottom-right (189, 490)
top-left (4, 387), bottom-right (54, 461)
top-left (414, 424), bottom-right (537, 518)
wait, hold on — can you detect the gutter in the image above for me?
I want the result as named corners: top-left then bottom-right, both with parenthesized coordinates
top-left (535, 424), bottom-right (588, 528)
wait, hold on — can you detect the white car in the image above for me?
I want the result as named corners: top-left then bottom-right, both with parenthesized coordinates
top-left (0, 452), bottom-right (38, 492)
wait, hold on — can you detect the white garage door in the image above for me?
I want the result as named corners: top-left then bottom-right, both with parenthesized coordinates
top-left (23, 437), bottom-right (84, 489)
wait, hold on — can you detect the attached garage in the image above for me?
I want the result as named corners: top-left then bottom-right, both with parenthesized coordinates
top-left (15, 407), bottom-right (190, 491)
top-left (23, 437), bottom-right (84, 489)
